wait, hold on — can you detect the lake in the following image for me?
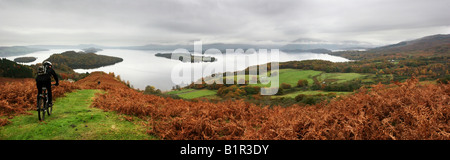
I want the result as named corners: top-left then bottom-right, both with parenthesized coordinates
top-left (3, 49), bottom-right (349, 91)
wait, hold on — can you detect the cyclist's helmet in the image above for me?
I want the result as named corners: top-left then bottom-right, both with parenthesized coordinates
top-left (43, 61), bottom-right (52, 66)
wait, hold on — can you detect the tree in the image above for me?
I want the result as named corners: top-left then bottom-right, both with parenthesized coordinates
top-left (144, 85), bottom-right (157, 94)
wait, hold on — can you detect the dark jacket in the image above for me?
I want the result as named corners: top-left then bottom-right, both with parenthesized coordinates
top-left (36, 66), bottom-right (59, 83)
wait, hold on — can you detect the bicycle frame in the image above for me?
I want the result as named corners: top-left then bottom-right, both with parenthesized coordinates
top-left (37, 84), bottom-right (56, 121)
top-left (41, 88), bottom-right (48, 104)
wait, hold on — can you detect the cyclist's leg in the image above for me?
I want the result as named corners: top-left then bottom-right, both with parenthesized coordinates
top-left (45, 81), bottom-right (52, 105)
top-left (36, 81), bottom-right (43, 109)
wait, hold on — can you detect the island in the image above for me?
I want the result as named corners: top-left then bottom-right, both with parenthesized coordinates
top-left (14, 57), bottom-right (37, 63)
top-left (155, 53), bottom-right (217, 63)
top-left (45, 51), bottom-right (123, 69)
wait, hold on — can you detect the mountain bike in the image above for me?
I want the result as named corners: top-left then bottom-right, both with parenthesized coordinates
top-left (37, 84), bottom-right (56, 121)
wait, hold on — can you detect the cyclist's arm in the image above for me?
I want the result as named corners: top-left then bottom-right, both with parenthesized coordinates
top-left (50, 68), bottom-right (59, 84)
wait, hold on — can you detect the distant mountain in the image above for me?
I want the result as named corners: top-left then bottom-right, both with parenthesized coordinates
top-left (122, 44), bottom-right (190, 51)
top-left (19, 39), bottom-right (376, 55)
top-left (280, 43), bottom-right (374, 51)
top-left (292, 38), bottom-right (328, 43)
top-left (0, 46), bottom-right (47, 57)
top-left (281, 48), bottom-right (332, 54)
top-left (282, 38), bottom-right (376, 51)
top-left (126, 43), bottom-right (338, 54)
top-left (124, 43), bottom-right (263, 53)
top-left (82, 47), bottom-right (103, 53)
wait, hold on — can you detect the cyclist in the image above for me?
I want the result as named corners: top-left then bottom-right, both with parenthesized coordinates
top-left (36, 61), bottom-right (59, 109)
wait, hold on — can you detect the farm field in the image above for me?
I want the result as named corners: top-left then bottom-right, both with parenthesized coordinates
top-left (186, 69), bottom-right (371, 99)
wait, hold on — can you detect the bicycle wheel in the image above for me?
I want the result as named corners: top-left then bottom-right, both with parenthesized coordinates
top-left (47, 101), bottom-right (52, 116)
top-left (38, 97), bottom-right (45, 121)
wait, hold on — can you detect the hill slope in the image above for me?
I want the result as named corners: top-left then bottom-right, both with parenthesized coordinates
top-left (0, 58), bottom-right (34, 78)
top-left (371, 34), bottom-right (450, 53)
top-left (330, 34), bottom-right (450, 60)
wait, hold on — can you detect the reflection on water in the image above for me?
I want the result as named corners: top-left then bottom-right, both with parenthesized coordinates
top-left (3, 49), bottom-right (349, 91)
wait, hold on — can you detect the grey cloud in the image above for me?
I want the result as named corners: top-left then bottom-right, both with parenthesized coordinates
top-left (0, 0), bottom-right (449, 46)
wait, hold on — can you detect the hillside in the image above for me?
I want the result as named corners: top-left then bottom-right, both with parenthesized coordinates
top-left (45, 51), bottom-right (123, 69)
top-left (372, 34), bottom-right (450, 53)
top-left (1, 71), bottom-right (448, 139)
top-left (0, 58), bottom-right (34, 78)
top-left (330, 34), bottom-right (450, 60)
top-left (78, 72), bottom-right (449, 140)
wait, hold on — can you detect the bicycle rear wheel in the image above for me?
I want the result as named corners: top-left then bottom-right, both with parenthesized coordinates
top-left (38, 97), bottom-right (45, 121)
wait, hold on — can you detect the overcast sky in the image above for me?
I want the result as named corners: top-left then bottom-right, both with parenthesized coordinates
top-left (0, 0), bottom-right (449, 46)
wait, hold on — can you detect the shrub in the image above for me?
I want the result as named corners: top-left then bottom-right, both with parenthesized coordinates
top-left (303, 96), bottom-right (316, 105)
top-left (437, 75), bottom-right (450, 84)
top-left (295, 94), bottom-right (305, 102)
top-left (281, 83), bottom-right (291, 89)
top-left (297, 79), bottom-right (309, 87)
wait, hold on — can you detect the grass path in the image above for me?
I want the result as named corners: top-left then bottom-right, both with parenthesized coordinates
top-left (0, 89), bottom-right (156, 140)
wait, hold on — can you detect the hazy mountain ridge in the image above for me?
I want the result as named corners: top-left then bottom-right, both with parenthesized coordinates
top-left (0, 46), bottom-right (47, 57)
top-left (18, 41), bottom-right (373, 54)
top-left (3, 34), bottom-right (448, 57)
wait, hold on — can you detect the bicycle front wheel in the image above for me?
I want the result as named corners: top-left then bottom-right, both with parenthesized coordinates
top-left (47, 103), bottom-right (52, 116)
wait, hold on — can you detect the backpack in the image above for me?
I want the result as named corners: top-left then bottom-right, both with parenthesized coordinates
top-left (37, 65), bottom-right (48, 76)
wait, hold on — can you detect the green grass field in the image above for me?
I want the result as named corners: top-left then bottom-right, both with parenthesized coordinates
top-left (177, 89), bottom-right (217, 99)
top-left (273, 69), bottom-right (322, 87)
top-left (205, 69), bottom-right (322, 87)
top-left (0, 89), bottom-right (155, 140)
top-left (165, 88), bottom-right (195, 95)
